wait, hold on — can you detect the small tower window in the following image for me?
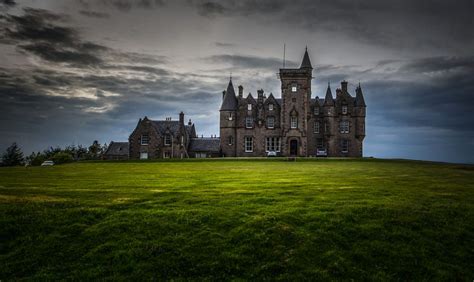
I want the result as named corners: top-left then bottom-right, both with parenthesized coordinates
top-left (291, 84), bottom-right (297, 92)
top-left (342, 105), bottom-right (348, 114)
top-left (228, 113), bottom-right (233, 120)
top-left (290, 116), bottom-right (298, 129)
top-left (247, 104), bottom-right (252, 111)
top-left (228, 136), bottom-right (233, 145)
top-left (269, 104), bottom-right (274, 111)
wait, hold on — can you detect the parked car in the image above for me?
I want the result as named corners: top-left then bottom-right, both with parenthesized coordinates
top-left (316, 149), bottom-right (327, 157)
top-left (41, 160), bottom-right (55, 166)
top-left (267, 151), bottom-right (277, 157)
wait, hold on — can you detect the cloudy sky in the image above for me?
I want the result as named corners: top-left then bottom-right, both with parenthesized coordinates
top-left (1, 0), bottom-right (473, 163)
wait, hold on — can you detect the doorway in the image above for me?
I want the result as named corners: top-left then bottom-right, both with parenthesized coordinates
top-left (290, 139), bottom-right (298, 156)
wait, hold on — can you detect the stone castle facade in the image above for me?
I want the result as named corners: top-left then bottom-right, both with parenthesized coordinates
top-left (219, 49), bottom-right (366, 157)
top-left (104, 49), bottom-right (366, 159)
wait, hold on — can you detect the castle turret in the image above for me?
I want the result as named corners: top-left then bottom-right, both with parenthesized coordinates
top-left (220, 78), bottom-right (238, 157)
top-left (300, 47), bottom-right (313, 69)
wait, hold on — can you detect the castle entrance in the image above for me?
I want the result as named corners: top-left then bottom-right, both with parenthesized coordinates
top-left (290, 140), bottom-right (298, 156)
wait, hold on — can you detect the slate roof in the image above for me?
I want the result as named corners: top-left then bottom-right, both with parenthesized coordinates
top-left (151, 120), bottom-right (180, 135)
top-left (189, 138), bottom-right (221, 153)
top-left (300, 48), bottom-right (312, 69)
top-left (105, 142), bottom-right (129, 156)
top-left (220, 79), bottom-right (238, 111)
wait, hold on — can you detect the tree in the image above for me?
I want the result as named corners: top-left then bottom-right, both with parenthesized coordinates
top-left (51, 152), bottom-right (73, 164)
top-left (1, 142), bottom-right (24, 166)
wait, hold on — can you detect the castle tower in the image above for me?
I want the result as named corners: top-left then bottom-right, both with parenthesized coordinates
top-left (220, 78), bottom-right (238, 157)
top-left (278, 48), bottom-right (313, 156)
top-left (354, 83), bottom-right (366, 156)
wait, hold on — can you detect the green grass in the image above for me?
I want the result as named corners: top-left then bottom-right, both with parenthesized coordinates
top-left (1, 158), bottom-right (473, 280)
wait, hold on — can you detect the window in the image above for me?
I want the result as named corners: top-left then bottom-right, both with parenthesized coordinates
top-left (140, 152), bottom-right (148, 159)
top-left (164, 134), bottom-right (172, 145)
top-left (328, 108), bottom-right (332, 115)
top-left (340, 121), bottom-right (349, 133)
top-left (228, 136), bottom-right (233, 145)
top-left (245, 117), bottom-right (253, 128)
top-left (265, 137), bottom-right (281, 152)
top-left (141, 134), bottom-right (149, 145)
top-left (314, 122), bottom-right (320, 133)
top-left (267, 117), bottom-right (275, 129)
top-left (245, 137), bottom-right (253, 152)
top-left (269, 104), bottom-right (274, 111)
top-left (290, 116), bottom-right (298, 129)
top-left (164, 151), bottom-right (171, 158)
top-left (316, 138), bottom-right (324, 149)
top-left (342, 105), bottom-right (348, 114)
top-left (341, 139), bottom-right (349, 153)
top-left (314, 107), bottom-right (319, 115)
top-left (291, 84), bottom-right (297, 92)
top-left (247, 104), bottom-right (252, 111)
top-left (228, 113), bottom-right (233, 120)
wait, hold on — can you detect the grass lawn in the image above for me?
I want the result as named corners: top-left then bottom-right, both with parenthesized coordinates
top-left (0, 158), bottom-right (473, 280)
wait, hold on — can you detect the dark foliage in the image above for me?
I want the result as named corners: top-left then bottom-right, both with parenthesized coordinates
top-left (1, 142), bottom-right (24, 166)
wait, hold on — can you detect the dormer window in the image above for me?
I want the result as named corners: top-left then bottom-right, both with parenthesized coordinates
top-left (291, 84), bottom-right (297, 92)
top-left (164, 134), bottom-right (171, 145)
top-left (269, 104), bottom-right (274, 111)
top-left (245, 117), bottom-right (253, 128)
top-left (314, 107), bottom-right (319, 115)
top-left (267, 117), bottom-right (275, 129)
top-left (247, 104), bottom-right (252, 111)
top-left (141, 134), bottom-right (149, 145)
top-left (342, 105), bottom-right (348, 114)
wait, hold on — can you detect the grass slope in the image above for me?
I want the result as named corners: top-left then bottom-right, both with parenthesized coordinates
top-left (0, 159), bottom-right (473, 280)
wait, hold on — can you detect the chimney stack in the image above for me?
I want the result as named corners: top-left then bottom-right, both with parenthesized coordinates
top-left (188, 119), bottom-right (192, 126)
top-left (341, 81), bottom-right (348, 93)
top-left (238, 85), bottom-right (243, 98)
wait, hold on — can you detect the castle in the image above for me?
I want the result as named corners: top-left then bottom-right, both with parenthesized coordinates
top-left (104, 49), bottom-right (366, 159)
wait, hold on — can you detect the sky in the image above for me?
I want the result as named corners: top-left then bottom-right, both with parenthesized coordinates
top-left (0, 0), bottom-right (473, 163)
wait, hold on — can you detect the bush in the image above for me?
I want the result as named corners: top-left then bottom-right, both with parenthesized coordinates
top-left (51, 152), bottom-right (73, 164)
top-left (29, 153), bottom-right (47, 166)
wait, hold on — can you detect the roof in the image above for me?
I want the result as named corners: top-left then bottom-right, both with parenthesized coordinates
top-left (151, 120), bottom-right (181, 135)
top-left (105, 142), bottom-right (129, 156)
top-left (220, 79), bottom-right (238, 111)
top-left (189, 138), bottom-right (221, 153)
top-left (300, 48), bottom-right (312, 69)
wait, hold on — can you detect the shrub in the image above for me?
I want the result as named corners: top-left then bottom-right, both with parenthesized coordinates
top-left (51, 152), bottom-right (74, 164)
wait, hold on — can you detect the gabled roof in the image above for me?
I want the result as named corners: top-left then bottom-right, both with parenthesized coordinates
top-left (300, 48), bottom-right (312, 69)
top-left (151, 120), bottom-right (181, 135)
top-left (104, 142), bottom-right (129, 156)
top-left (323, 84), bottom-right (334, 106)
top-left (220, 79), bottom-right (238, 111)
top-left (189, 138), bottom-right (221, 153)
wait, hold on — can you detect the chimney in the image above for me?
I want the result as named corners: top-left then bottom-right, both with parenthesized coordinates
top-left (188, 119), bottom-right (192, 126)
top-left (341, 81), bottom-right (348, 93)
top-left (179, 111), bottom-right (184, 125)
top-left (238, 85), bottom-right (243, 98)
top-left (222, 90), bottom-right (226, 100)
top-left (257, 89), bottom-right (264, 103)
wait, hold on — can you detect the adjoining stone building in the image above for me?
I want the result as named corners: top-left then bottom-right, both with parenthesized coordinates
top-left (220, 48), bottom-right (366, 157)
top-left (103, 48), bottom-right (366, 159)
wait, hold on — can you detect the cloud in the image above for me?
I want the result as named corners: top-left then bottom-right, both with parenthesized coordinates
top-left (1, 0), bottom-right (15, 6)
top-left (78, 0), bottom-right (165, 12)
top-left (79, 10), bottom-right (110, 18)
top-left (204, 54), bottom-right (296, 70)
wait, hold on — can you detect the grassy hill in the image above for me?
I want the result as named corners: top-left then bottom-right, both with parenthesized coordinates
top-left (1, 159), bottom-right (473, 280)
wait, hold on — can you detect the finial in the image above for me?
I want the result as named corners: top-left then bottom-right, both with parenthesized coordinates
top-left (305, 45), bottom-right (308, 51)
top-left (328, 81), bottom-right (330, 87)
top-left (230, 71), bottom-right (232, 81)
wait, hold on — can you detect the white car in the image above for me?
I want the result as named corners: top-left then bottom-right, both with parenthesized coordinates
top-left (41, 160), bottom-right (55, 166)
top-left (267, 151), bottom-right (277, 157)
top-left (316, 149), bottom-right (327, 157)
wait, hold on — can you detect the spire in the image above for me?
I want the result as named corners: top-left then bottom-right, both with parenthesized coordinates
top-left (355, 83), bottom-right (366, 107)
top-left (323, 83), bottom-right (334, 106)
top-left (220, 78), bottom-right (238, 111)
top-left (300, 48), bottom-right (312, 69)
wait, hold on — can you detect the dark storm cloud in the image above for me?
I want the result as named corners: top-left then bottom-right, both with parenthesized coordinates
top-left (79, 0), bottom-right (165, 12)
top-left (1, 8), bottom-right (109, 67)
top-left (192, 0), bottom-right (474, 50)
top-left (79, 10), bottom-right (110, 19)
top-left (204, 54), bottom-right (296, 70)
top-left (1, 0), bottom-right (15, 6)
